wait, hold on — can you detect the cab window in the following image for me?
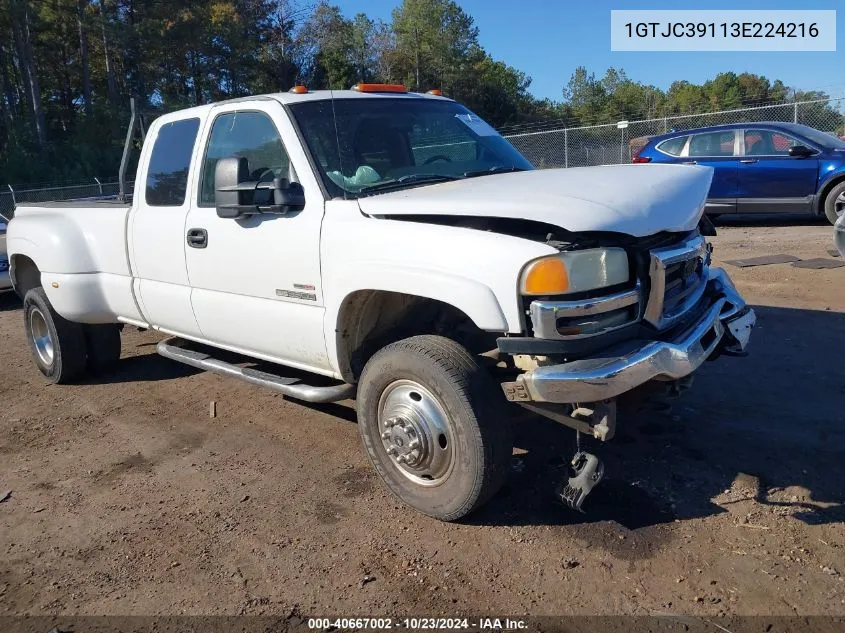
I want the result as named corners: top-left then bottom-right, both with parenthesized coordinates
top-left (199, 111), bottom-right (290, 206)
top-left (145, 118), bottom-right (200, 206)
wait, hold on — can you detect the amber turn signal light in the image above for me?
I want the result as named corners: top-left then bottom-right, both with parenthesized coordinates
top-left (521, 258), bottom-right (570, 295)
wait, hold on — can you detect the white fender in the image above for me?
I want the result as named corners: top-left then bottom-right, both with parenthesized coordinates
top-left (320, 201), bottom-right (558, 376)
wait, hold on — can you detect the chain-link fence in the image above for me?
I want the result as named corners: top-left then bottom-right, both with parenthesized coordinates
top-left (3, 97), bottom-right (844, 216)
top-left (501, 97), bottom-right (845, 169)
top-left (0, 180), bottom-right (134, 220)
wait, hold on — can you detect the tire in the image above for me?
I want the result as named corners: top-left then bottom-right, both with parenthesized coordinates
top-left (23, 287), bottom-right (87, 384)
top-left (822, 181), bottom-right (845, 225)
top-left (84, 324), bottom-right (122, 373)
top-left (357, 335), bottom-right (512, 521)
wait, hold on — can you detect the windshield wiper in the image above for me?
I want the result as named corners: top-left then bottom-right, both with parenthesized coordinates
top-left (359, 173), bottom-right (462, 194)
top-left (462, 166), bottom-right (527, 178)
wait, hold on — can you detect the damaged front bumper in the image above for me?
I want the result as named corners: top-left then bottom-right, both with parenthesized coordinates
top-left (501, 268), bottom-right (755, 404)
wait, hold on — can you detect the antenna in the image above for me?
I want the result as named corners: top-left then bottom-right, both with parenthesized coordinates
top-left (118, 98), bottom-right (138, 203)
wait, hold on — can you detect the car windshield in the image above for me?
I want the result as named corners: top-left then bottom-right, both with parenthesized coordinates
top-left (788, 124), bottom-right (845, 150)
top-left (288, 97), bottom-right (533, 198)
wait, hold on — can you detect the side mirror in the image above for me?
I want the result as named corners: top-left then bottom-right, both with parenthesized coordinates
top-left (214, 157), bottom-right (250, 219)
top-left (788, 145), bottom-right (815, 158)
top-left (215, 156), bottom-right (306, 219)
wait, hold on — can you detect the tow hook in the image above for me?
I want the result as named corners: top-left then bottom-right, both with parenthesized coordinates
top-left (517, 401), bottom-right (614, 512)
top-left (558, 449), bottom-right (604, 512)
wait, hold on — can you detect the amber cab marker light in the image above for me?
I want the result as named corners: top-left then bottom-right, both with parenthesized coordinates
top-left (288, 85), bottom-right (308, 94)
top-left (352, 83), bottom-right (408, 93)
top-left (426, 89), bottom-right (443, 96)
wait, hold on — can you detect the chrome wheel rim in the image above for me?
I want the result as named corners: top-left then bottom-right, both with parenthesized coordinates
top-left (835, 192), bottom-right (845, 219)
top-left (377, 379), bottom-right (455, 487)
top-left (29, 307), bottom-right (54, 367)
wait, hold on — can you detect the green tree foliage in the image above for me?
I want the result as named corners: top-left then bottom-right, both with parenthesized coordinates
top-left (555, 67), bottom-right (837, 128)
top-left (0, 0), bottom-right (840, 185)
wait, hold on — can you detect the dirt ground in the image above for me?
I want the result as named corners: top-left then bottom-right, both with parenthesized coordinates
top-left (1, 216), bottom-right (844, 619)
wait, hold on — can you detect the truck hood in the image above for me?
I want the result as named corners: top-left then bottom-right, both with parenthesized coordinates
top-left (356, 164), bottom-right (713, 238)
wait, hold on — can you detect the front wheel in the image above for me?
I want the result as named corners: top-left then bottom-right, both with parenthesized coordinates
top-left (23, 287), bottom-right (87, 384)
top-left (357, 335), bottom-right (512, 521)
top-left (822, 181), bottom-right (845, 225)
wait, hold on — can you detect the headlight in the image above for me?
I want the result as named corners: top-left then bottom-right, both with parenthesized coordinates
top-left (520, 248), bottom-right (629, 296)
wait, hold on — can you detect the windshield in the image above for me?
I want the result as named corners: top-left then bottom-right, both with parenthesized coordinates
top-left (288, 97), bottom-right (533, 198)
top-left (789, 123), bottom-right (845, 150)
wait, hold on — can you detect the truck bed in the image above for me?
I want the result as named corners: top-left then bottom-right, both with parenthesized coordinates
top-left (8, 197), bottom-right (133, 284)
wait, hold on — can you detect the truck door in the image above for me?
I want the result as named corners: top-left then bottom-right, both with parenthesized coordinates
top-left (184, 102), bottom-right (331, 373)
top-left (129, 116), bottom-right (204, 337)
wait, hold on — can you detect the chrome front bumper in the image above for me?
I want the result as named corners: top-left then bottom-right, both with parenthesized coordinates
top-left (502, 268), bottom-right (755, 404)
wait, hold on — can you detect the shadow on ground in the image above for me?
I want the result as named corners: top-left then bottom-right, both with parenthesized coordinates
top-left (0, 291), bottom-right (20, 312)
top-left (468, 304), bottom-right (845, 530)
top-left (84, 339), bottom-right (357, 425)
top-left (29, 300), bottom-right (845, 533)
top-left (83, 352), bottom-right (201, 384)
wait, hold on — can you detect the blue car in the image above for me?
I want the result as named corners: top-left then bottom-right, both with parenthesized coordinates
top-left (634, 122), bottom-right (845, 224)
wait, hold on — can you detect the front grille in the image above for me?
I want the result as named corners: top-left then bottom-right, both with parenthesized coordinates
top-left (662, 257), bottom-right (705, 316)
top-left (643, 234), bottom-right (709, 330)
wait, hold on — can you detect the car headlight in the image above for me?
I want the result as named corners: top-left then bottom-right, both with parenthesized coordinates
top-left (520, 248), bottom-right (629, 296)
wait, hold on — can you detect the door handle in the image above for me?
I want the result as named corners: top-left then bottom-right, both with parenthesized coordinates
top-left (186, 228), bottom-right (208, 249)
top-left (740, 159), bottom-right (758, 164)
top-left (682, 160), bottom-right (697, 165)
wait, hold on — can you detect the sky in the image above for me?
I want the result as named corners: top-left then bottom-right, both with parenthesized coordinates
top-left (330, 0), bottom-right (845, 102)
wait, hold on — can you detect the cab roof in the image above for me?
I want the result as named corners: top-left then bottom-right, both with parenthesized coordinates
top-left (152, 89), bottom-right (451, 125)
top-left (272, 89), bottom-right (451, 105)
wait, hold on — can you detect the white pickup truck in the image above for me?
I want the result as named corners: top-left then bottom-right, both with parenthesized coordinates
top-left (6, 85), bottom-right (755, 520)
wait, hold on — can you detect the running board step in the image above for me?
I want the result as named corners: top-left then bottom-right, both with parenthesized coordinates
top-left (156, 337), bottom-right (356, 404)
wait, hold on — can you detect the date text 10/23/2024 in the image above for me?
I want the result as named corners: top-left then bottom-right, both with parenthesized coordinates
top-left (610, 10), bottom-right (836, 52)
